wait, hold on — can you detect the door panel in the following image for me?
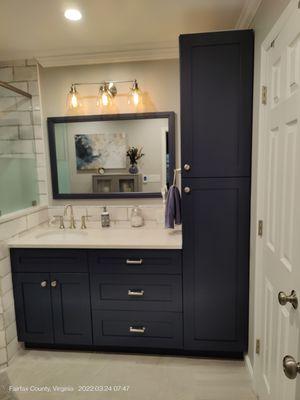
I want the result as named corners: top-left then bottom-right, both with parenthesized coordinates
top-left (258, 7), bottom-right (300, 400)
top-left (182, 177), bottom-right (250, 352)
top-left (12, 273), bottom-right (53, 343)
top-left (51, 273), bottom-right (92, 345)
top-left (180, 30), bottom-right (253, 178)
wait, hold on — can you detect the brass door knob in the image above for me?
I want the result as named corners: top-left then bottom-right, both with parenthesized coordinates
top-left (283, 355), bottom-right (300, 379)
top-left (278, 290), bottom-right (298, 309)
top-left (184, 186), bottom-right (191, 194)
top-left (51, 280), bottom-right (57, 288)
top-left (40, 281), bottom-right (47, 288)
top-left (184, 164), bottom-right (191, 171)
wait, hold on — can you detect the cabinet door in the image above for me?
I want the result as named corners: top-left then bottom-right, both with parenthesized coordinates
top-left (182, 178), bottom-right (250, 352)
top-left (180, 30), bottom-right (253, 178)
top-left (12, 273), bottom-right (53, 344)
top-left (51, 273), bottom-right (92, 345)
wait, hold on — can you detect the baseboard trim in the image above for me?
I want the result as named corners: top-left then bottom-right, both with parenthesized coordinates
top-left (245, 354), bottom-right (254, 380)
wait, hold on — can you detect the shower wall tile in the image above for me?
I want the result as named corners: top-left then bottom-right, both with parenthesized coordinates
top-left (0, 68), bottom-right (13, 82)
top-left (13, 66), bottom-right (37, 81)
top-left (0, 127), bottom-right (18, 140)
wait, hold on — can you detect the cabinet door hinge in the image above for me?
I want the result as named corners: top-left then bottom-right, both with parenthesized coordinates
top-left (258, 220), bottom-right (263, 237)
top-left (256, 339), bottom-right (261, 355)
top-left (262, 86), bottom-right (267, 105)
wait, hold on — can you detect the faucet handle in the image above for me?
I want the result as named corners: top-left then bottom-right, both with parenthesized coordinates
top-left (59, 216), bottom-right (65, 230)
top-left (81, 215), bottom-right (87, 230)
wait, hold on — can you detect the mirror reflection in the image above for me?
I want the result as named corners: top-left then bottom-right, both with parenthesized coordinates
top-left (48, 113), bottom-right (175, 198)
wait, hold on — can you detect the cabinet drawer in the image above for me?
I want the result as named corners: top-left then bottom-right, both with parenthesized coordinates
top-left (89, 250), bottom-right (182, 275)
top-left (93, 310), bottom-right (183, 349)
top-left (91, 274), bottom-right (182, 312)
top-left (11, 249), bottom-right (88, 273)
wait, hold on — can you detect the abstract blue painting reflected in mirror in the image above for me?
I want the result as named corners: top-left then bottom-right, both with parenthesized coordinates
top-left (75, 133), bottom-right (127, 171)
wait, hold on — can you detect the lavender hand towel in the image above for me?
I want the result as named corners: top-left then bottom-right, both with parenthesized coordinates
top-left (165, 185), bottom-right (182, 229)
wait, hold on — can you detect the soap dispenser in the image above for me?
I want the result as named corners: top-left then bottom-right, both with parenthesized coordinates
top-left (130, 206), bottom-right (144, 227)
top-left (101, 206), bottom-right (110, 227)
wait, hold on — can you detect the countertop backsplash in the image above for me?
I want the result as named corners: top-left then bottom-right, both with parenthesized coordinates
top-left (48, 205), bottom-right (165, 226)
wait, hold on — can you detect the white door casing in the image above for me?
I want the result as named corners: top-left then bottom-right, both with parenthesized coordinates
top-left (255, 2), bottom-right (300, 399)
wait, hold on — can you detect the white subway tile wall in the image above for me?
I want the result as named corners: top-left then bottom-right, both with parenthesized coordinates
top-left (0, 59), bottom-right (48, 209)
top-left (0, 206), bottom-right (49, 365)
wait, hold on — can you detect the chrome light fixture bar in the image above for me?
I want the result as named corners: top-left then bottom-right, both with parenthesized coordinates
top-left (0, 80), bottom-right (32, 98)
top-left (66, 79), bottom-right (142, 110)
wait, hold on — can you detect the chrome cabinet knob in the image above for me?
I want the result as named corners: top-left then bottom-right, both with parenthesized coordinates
top-left (278, 290), bottom-right (298, 309)
top-left (40, 281), bottom-right (47, 288)
top-left (184, 186), bottom-right (191, 194)
top-left (283, 355), bottom-right (300, 379)
top-left (51, 280), bottom-right (57, 288)
top-left (184, 164), bottom-right (191, 171)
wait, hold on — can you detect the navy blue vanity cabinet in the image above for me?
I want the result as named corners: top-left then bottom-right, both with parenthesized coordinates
top-left (180, 30), bottom-right (253, 354)
top-left (181, 178), bottom-right (250, 352)
top-left (89, 249), bottom-right (183, 349)
top-left (11, 249), bottom-right (92, 346)
top-left (180, 30), bottom-right (253, 179)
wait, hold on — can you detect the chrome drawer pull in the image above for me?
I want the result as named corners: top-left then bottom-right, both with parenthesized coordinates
top-left (129, 326), bottom-right (146, 334)
top-left (128, 289), bottom-right (144, 297)
top-left (126, 259), bottom-right (143, 265)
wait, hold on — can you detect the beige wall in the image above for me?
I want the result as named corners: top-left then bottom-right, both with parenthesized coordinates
top-left (248, 0), bottom-right (291, 368)
top-left (39, 59), bottom-right (180, 206)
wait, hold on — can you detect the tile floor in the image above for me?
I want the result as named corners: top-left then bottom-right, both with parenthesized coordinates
top-left (0, 348), bottom-right (257, 400)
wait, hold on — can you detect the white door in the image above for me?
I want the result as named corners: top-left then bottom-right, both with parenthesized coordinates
top-left (257, 5), bottom-right (300, 400)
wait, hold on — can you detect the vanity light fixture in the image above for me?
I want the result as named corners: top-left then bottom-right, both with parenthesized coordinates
top-left (64, 8), bottom-right (82, 21)
top-left (66, 80), bottom-right (142, 111)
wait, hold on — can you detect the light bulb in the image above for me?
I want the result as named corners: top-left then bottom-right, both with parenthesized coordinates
top-left (128, 80), bottom-right (142, 106)
top-left (71, 93), bottom-right (79, 108)
top-left (132, 91), bottom-right (140, 106)
top-left (64, 9), bottom-right (82, 21)
top-left (66, 85), bottom-right (80, 110)
top-left (102, 92), bottom-right (109, 106)
top-left (97, 84), bottom-right (113, 109)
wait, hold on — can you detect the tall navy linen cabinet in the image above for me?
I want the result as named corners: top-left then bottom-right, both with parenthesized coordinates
top-left (180, 30), bottom-right (254, 354)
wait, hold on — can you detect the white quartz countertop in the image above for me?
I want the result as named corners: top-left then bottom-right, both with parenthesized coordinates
top-left (8, 225), bottom-right (182, 249)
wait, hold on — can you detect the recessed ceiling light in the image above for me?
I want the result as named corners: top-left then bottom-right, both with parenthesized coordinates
top-left (64, 8), bottom-right (82, 21)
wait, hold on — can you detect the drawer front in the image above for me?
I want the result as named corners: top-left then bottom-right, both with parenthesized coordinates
top-left (93, 310), bottom-right (183, 349)
top-left (89, 250), bottom-right (182, 275)
top-left (91, 274), bottom-right (182, 312)
top-left (11, 249), bottom-right (88, 273)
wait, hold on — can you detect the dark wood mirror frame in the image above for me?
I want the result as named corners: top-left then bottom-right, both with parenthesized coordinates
top-left (47, 112), bottom-right (175, 199)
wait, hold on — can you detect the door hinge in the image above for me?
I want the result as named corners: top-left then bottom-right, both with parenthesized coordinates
top-left (258, 220), bottom-right (263, 237)
top-left (256, 339), bottom-right (261, 355)
top-left (262, 86), bottom-right (267, 105)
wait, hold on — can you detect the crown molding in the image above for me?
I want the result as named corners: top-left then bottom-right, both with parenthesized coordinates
top-left (235, 0), bottom-right (263, 28)
top-left (36, 42), bottom-right (179, 68)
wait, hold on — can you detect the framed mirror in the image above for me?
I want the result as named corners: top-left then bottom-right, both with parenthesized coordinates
top-left (48, 112), bottom-right (175, 199)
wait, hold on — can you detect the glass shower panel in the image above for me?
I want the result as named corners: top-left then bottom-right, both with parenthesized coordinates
top-left (0, 85), bottom-right (39, 216)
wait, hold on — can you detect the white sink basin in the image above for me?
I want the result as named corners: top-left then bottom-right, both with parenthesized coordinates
top-left (35, 230), bottom-right (89, 241)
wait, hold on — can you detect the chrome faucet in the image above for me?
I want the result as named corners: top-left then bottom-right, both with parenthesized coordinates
top-left (64, 204), bottom-right (76, 229)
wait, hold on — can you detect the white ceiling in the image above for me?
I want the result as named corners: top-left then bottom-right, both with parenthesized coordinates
top-left (0, 0), bottom-right (248, 63)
